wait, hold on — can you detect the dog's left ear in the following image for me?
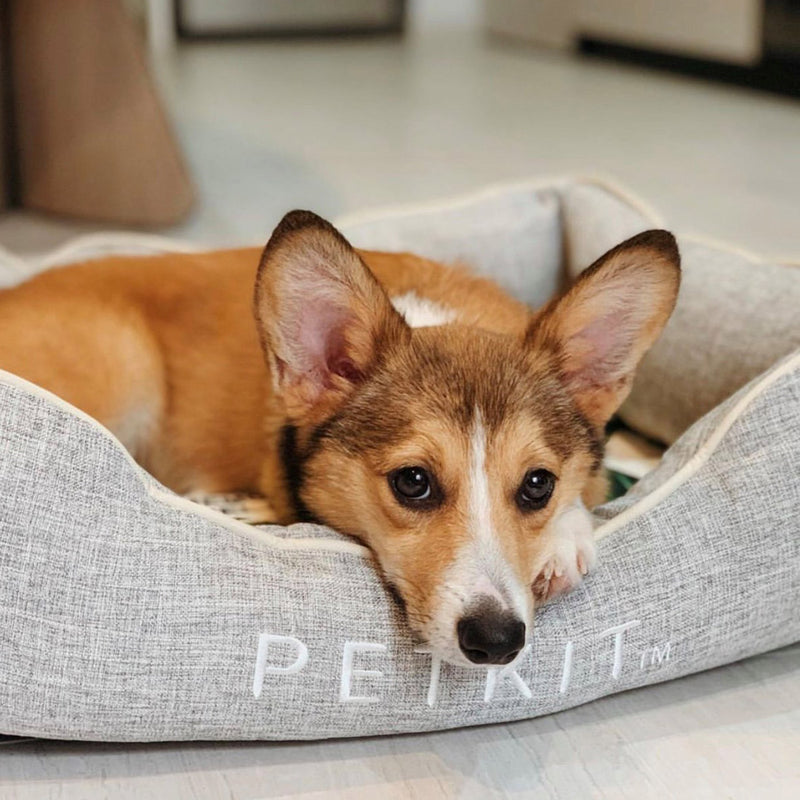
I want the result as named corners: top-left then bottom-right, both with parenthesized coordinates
top-left (527, 230), bottom-right (680, 428)
top-left (254, 210), bottom-right (408, 422)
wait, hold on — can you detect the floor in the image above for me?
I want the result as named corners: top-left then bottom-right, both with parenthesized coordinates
top-left (3, 29), bottom-right (800, 259)
top-left (1, 27), bottom-right (799, 800)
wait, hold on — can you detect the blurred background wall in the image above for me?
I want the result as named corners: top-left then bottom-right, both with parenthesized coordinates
top-left (1, 0), bottom-right (799, 255)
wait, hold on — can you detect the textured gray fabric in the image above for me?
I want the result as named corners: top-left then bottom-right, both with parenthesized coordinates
top-left (559, 182), bottom-right (659, 278)
top-left (620, 241), bottom-right (800, 443)
top-left (0, 353), bottom-right (797, 742)
top-left (554, 182), bottom-right (800, 444)
top-left (340, 184), bottom-right (564, 307)
top-left (1, 177), bottom-right (798, 742)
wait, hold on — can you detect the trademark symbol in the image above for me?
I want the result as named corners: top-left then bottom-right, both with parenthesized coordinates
top-left (640, 642), bottom-right (671, 670)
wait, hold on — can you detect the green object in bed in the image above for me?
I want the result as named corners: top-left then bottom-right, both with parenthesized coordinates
top-left (607, 470), bottom-right (637, 501)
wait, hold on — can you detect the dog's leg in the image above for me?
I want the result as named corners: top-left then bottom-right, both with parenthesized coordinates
top-left (532, 500), bottom-right (597, 603)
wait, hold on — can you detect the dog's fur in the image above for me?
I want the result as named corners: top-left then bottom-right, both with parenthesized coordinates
top-left (0, 213), bottom-right (679, 665)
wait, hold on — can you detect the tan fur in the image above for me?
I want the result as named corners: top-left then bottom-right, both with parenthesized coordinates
top-left (0, 245), bottom-right (514, 497)
top-left (0, 215), bottom-right (679, 665)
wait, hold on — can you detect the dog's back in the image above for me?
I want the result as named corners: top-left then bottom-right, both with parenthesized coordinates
top-left (0, 245), bottom-right (529, 495)
top-left (0, 248), bottom-right (263, 491)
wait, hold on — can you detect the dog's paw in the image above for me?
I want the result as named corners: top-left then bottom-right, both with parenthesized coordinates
top-left (532, 502), bottom-right (596, 604)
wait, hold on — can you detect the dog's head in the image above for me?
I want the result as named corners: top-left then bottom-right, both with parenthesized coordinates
top-left (255, 211), bottom-right (680, 666)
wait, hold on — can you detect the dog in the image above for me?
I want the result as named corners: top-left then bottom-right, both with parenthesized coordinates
top-left (0, 212), bottom-right (679, 666)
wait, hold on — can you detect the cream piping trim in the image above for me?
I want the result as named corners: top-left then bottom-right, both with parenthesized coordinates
top-left (1, 177), bottom-right (797, 556)
top-left (36, 232), bottom-right (204, 269)
top-left (680, 231), bottom-right (800, 267)
top-left (0, 369), bottom-right (371, 558)
top-left (594, 349), bottom-right (800, 541)
top-left (3, 348), bottom-right (797, 555)
top-left (0, 232), bottom-right (204, 284)
top-left (335, 173), bottom-right (665, 230)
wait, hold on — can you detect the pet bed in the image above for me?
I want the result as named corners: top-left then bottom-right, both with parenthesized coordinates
top-left (0, 177), bottom-right (798, 741)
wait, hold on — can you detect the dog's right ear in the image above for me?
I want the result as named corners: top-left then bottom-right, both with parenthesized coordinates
top-left (255, 210), bottom-right (408, 422)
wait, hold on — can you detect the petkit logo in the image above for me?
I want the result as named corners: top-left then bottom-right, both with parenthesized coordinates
top-left (252, 619), bottom-right (675, 706)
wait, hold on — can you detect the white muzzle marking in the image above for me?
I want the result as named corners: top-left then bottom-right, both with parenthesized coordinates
top-left (424, 410), bottom-right (536, 665)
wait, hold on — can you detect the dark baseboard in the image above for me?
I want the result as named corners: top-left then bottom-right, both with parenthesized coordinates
top-left (176, 25), bottom-right (405, 43)
top-left (579, 37), bottom-right (800, 99)
top-left (175, 0), bottom-right (405, 42)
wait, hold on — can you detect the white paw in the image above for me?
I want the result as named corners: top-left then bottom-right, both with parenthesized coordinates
top-left (532, 501), bottom-right (596, 603)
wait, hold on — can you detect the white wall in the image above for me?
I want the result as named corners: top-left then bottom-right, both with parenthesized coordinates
top-left (407, 0), bottom-right (482, 33)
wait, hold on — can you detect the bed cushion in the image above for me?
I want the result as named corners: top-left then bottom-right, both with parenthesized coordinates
top-left (338, 182), bottom-right (564, 308)
top-left (555, 182), bottom-right (800, 444)
top-left (0, 177), bottom-right (798, 741)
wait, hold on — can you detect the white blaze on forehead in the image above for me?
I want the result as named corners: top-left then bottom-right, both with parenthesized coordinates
top-left (422, 410), bottom-right (532, 665)
top-left (468, 410), bottom-right (493, 547)
top-left (391, 291), bottom-right (457, 329)
top-left (465, 410), bottom-right (529, 618)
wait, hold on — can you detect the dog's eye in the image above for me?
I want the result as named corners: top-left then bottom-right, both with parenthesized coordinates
top-left (389, 467), bottom-right (435, 507)
top-left (517, 469), bottom-right (556, 511)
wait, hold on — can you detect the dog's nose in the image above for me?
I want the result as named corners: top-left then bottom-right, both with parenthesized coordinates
top-left (457, 607), bottom-right (526, 665)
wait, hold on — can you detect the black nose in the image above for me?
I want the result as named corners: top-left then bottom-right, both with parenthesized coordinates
top-left (457, 608), bottom-right (526, 665)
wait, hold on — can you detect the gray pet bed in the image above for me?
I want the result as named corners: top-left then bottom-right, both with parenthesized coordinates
top-left (1, 177), bottom-right (798, 741)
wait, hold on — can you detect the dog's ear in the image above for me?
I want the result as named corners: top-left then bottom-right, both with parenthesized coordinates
top-left (527, 230), bottom-right (680, 428)
top-left (255, 210), bottom-right (408, 421)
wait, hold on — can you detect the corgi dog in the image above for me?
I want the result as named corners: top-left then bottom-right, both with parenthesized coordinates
top-left (0, 212), bottom-right (679, 666)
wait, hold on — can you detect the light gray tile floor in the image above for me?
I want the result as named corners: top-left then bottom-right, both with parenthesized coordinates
top-left (3, 30), bottom-right (800, 258)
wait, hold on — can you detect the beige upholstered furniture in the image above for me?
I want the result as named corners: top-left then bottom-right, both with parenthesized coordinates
top-left (0, 0), bottom-right (193, 226)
